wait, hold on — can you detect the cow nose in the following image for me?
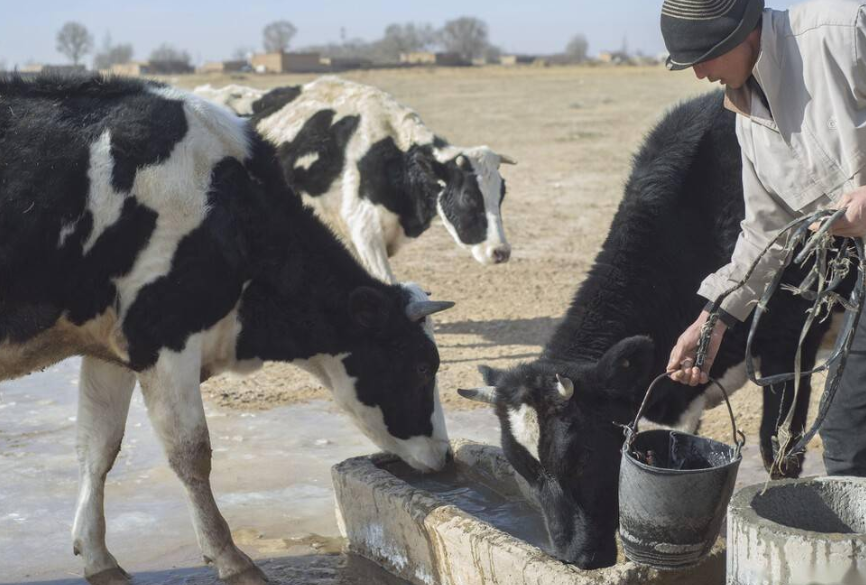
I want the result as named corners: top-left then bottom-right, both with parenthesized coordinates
top-left (570, 543), bottom-right (618, 569)
top-left (491, 247), bottom-right (511, 264)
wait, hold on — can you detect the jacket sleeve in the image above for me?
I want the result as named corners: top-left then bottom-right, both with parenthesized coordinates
top-left (696, 118), bottom-right (800, 322)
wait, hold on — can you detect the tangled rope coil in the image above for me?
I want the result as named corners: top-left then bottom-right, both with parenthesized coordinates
top-left (700, 208), bottom-right (866, 477)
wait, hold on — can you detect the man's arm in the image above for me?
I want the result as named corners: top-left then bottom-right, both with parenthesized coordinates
top-left (696, 119), bottom-right (800, 322)
top-left (668, 118), bottom-right (799, 385)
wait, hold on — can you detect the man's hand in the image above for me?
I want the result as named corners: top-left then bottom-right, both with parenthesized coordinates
top-left (666, 310), bottom-right (728, 386)
top-left (827, 187), bottom-right (866, 237)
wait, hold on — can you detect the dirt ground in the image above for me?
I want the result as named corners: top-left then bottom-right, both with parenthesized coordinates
top-left (172, 64), bottom-right (825, 459)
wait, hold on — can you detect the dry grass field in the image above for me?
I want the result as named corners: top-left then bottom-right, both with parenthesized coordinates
top-left (169, 65), bottom-right (823, 452)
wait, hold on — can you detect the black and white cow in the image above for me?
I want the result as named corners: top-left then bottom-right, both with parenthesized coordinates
top-left (0, 74), bottom-right (454, 585)
top-left (195, 77), bottom-right (515, 282)
top-left (459, 91), bottom-right (830, 568)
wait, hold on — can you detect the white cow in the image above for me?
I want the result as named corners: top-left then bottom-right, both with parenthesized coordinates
top-left (196, 76), bottom-right (516, 282)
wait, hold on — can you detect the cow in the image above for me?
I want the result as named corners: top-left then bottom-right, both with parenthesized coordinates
top-left (459, 91), bottom-right (831, 569)
top-left (195, 77), bottom-right (515, 283)
top-left (0, 73), bottom-right (454, 585)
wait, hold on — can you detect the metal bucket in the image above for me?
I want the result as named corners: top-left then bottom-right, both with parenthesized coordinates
top-left (618, 374), bottom-right (745, 569)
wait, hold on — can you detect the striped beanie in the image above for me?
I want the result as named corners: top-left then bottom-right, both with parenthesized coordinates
top-left (661, 0), bottom-right (764, 71)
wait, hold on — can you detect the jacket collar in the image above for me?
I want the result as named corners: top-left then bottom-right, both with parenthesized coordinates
top-left (724, 8), bottom-right (779, 130)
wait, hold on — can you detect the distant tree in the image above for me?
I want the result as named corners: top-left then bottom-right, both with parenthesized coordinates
top-left (302, 37), bottom-right (381, 62)
top-left (149, 43), bottom-right (191, 64)
top-left (56, 22), bottom-right (94, 65)
top-left (0, 59), bottom-right (6, 72)
top-left (232, 46), bottom-right (255, 62)
top-left (378, 22), bottom-right (437, 61)
top-left (263, 20), bottom-right (297, 53)
top-left (565, 34), bottom-right (589, 62)
top-left (93, 33), bottom-right (134, 70)
top-left (439, 17), bottom-right (489, 61)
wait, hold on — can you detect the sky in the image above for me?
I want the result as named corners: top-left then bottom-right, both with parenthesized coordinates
top-left (0, 0), bottom-right (800, 68)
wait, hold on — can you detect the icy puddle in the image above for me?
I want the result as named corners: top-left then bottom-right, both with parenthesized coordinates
top-left (0, 358), bottom-right (500, 584)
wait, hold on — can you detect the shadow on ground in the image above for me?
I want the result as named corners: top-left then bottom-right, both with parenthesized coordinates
top-left (436, 316), bottom-right (561, 348)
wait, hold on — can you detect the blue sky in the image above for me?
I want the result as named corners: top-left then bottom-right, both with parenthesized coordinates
top-left (0, 0), bottom-right (799, 67)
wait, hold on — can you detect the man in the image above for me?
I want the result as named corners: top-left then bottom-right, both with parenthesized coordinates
top-left (662, 0), bottom-right (866, 476)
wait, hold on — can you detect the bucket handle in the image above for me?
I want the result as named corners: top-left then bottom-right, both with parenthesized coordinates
top-left (623, 372), bottom-right (746, 460)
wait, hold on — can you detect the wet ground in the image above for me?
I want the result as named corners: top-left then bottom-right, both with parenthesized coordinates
top-left (0, 358), bottom-right (500, 585)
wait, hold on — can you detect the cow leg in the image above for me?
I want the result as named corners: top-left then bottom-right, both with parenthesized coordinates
top-left (72, 357), bottom-right (136, 585)
top-left (759, 350), bottom-right (814, 479)
top-left (138, 341), bottom-right (266, 585)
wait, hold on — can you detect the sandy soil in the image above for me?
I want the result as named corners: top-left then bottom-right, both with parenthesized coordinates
top-left (172, 65), bottom-right (826, 458)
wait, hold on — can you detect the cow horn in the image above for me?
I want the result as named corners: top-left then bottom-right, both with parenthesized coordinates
top-left (406, 300), bottom-right (455, 322)
top-left (499, 154), bottom-right (518, 165)
top-left (458, 386), bottom-right (497, 404)
top-left (556, 374), bottom-right (574, 400)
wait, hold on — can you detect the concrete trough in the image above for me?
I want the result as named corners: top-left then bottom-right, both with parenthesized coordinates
top-left (331, 440), bottom-right (724, 585)
top-left (728, 476), bottom-right (866, 584)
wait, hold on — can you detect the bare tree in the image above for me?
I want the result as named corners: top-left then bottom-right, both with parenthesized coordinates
top-left (0, 59), bottom-right (6, 72)
top-left (149, 43), bottom-right (191, 64)
top-left (439, 17), bottom-right (489, 61)
top-left (263, 20), bottom-right (297, 53)
top-left (56, 22), bottom-right (94, 66)
top-left (232, 46), bottom-right (255, 62)
top-left (565, 34), bottom-right (589, 62)
top-left (94, 33), bottom-right (134, 70)
top-left (378, 22), bottom-right (437, 61)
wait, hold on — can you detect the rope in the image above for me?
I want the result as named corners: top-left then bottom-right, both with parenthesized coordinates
top-left (699, 208), bottom-right (866, 476)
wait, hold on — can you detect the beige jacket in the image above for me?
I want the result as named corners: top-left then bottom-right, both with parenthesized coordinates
top-left (697, 0), bottom-right (866, 321)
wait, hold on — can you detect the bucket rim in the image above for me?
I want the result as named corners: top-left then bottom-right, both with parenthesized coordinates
top-left (621, 429), bottom-right (743, 475)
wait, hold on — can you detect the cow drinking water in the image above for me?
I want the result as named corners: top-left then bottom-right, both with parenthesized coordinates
top-left (0, 73), bottom-right (453, 584)
top-left (195, 77), bottom-right (515, 282)
top-left (459, 91), bottom-right (830, 569)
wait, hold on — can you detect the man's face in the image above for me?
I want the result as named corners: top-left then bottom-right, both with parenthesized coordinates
top-left (692, 30), bottom-right (760, 89)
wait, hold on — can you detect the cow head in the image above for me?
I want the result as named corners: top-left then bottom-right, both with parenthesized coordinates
top-left (459, 336), bottom-right (654, 568)
top-left (314, 283), bottom-right (452, 473)
top-left (435, 146), bottom-right (514, 266)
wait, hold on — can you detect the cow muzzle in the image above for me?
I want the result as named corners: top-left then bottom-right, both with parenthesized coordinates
top-left (472, 242), bottom-right (512, 265)
top-left (394, 437), bottom-right (451, 473)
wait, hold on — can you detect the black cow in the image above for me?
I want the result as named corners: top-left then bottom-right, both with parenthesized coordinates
top-left (0, 74), bottom-right (453, 585)
top-left (460, 91), bottom-right (827, 568)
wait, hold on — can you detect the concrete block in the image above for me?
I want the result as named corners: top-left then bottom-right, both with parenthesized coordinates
top-left (332, 440), bottom-right (724, 585)
top-left (728, 476), bottom-right (866, 584)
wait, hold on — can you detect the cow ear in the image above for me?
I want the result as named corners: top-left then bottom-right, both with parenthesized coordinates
top-left (478, 365), bottom-right (505, 386)
top-left (406, 147), bottom-right (441, 208)
top-left (407, 148), bottom-right (435, 179)
top-left (598, 336), bottom-right (655, 392)
top-left (349, 287), bottom-right (390, 329)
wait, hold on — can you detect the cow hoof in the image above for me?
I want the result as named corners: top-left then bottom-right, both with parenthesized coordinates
top-left (766, 437), bottom-right (804, 479)
top-left (770, 455), bottom-right (804, 479)
top-left (87, 567), bottom-right (131, 585)
top-left (224, 565), bottom-right (268, 585)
